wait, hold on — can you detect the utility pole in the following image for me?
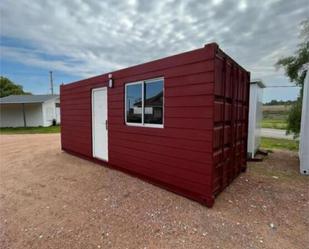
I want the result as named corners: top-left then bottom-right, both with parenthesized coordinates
top-left (49, 71), bottom-right (54, 95)
top-left (22, 103), bottom-right (27, 127)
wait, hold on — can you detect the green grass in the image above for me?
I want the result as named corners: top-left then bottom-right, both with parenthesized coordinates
top-left (0, 125), bottom-right (60, 134)
top-left (262, 105), bottom-right (289, 129)
top-left (260, 137), bottom-right (299, 151)
top-left (261, 119), bottom-right (288, 129)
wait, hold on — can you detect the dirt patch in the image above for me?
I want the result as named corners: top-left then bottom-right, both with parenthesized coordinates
top-left (0, 134), bottom-right (308, 249)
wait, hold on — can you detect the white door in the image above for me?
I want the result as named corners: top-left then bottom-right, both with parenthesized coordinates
top-left (92, 87), bottom-right (108, 161)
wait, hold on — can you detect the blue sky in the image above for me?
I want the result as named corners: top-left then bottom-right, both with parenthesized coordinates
top-left (1, 0), bottom-right (308, 102)
top-left (1, 58), bottom-right (80, 95)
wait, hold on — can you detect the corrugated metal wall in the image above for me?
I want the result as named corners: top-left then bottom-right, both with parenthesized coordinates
top-left (212, 50), bottom-right (250, 196)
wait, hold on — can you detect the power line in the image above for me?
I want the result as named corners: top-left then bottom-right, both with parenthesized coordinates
top-left (49, 71), bottom-right (54, 95)
top-left (265, 85), bottom-right (299, 88)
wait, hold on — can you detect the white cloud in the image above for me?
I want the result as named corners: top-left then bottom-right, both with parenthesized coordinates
top-left (0, 0), bottom-right (308, 86)
top-left (212, 0), bottom-right (224, 6)
top-left (238, 0), bottom-right (248, 11)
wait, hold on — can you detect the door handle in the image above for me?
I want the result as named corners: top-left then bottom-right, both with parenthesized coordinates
top-left (105, 120), bottom-right (108, 130)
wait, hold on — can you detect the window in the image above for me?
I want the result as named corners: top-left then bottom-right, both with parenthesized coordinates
top-left (125, 78), bottom-right (164, 127)
top-left (144, 79), bottom-right (163, 124)
top-left (126, 83), bottom-right (142, 124)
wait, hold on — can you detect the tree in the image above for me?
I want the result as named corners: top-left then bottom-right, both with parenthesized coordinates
top-left (0, 76), bottom-right (31, 98)
top-left (276, 19), bottom-right (309, 137)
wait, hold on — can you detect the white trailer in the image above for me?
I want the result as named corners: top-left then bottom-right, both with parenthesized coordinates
top-left (247, 81), bottom-right (265, 159)
top-left (300, 71), bottom-right (309, 175)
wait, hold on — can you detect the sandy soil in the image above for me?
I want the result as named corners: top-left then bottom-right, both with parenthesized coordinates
top-left (0, 134), bottom-right (308, 249)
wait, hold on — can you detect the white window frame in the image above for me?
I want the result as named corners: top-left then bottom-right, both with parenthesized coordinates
top-left (125, 77), bottom-right (164, 128)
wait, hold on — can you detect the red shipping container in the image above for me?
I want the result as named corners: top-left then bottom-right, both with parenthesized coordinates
top-left (60, 43), bottom-right (250, 207)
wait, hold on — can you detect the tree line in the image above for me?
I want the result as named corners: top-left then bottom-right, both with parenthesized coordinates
top-left (264, 100), bottom-right (296, 106)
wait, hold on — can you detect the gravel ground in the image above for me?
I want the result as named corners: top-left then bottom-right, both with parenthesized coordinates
top-left (0, 134), bottom-right (308, 249)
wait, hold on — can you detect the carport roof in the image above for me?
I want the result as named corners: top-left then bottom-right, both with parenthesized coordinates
top-left (0, 95), bottom-right (59, 104)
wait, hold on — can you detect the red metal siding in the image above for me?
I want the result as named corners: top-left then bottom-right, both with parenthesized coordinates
top-left (60, 43), bottom-right (250, 207)
top-left (61, 78), bottom-right (103, 157)
top-left (212, 49), bottom-right (250, 195)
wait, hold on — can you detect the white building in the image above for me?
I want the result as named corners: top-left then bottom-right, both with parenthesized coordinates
top-left (0, 95), bottom-right (60, 127)
top-left (247, 81), bottom-right (265, 158)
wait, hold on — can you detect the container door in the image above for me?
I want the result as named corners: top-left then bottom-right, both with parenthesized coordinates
top-left (92, 87), bottom-right (108, 161)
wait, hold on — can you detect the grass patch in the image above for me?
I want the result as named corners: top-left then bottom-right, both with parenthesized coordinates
top-left (0, 125), bottom-right (60, 134)
top-left (260, 137), bottom-right (299, 151)
top-left (261, 119), bottom-right (287, 129)
top-left (262, 104), bottom-right (289, 129)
